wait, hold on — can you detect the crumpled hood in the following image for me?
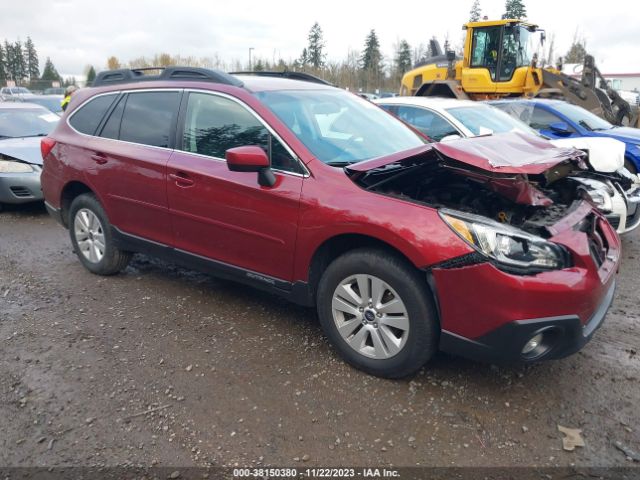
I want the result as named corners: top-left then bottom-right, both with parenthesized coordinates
top-left (550, 136), bottom-right (625, 173)
top-left (0, 136), bottom-right (44, 165)
top-left (348, 131), bottom-right (582, 175)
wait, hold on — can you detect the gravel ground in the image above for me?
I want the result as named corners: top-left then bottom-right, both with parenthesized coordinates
top-left (0, 203), bottom-right (638, 469)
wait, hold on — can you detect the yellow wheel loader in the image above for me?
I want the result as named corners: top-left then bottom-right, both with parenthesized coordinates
top-left (401, 19), bottom-right (639, 127)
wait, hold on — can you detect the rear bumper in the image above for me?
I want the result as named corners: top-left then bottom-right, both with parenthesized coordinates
top-left (439, 279), bottom-right (615, 363)
top-left (0, 171), bottom-right (43, 204)
top-left (45, 201), bottom-right (64, 226)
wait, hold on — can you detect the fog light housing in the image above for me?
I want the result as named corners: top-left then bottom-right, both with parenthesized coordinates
top-left (521, 329), bottom-right (557, 360)
top-left (522, 333), bottom-right (543, 355)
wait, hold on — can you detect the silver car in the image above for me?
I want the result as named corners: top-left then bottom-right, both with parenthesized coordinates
top-left (0, 103), bottom-right (59, 210)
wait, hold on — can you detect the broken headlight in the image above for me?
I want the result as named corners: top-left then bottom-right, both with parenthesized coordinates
top-left (440, 209), bottom-right (569, 273)
top-left (573, 177), bottom-right (614, 213)
top-left (0, 160), bottom-right (34, 173)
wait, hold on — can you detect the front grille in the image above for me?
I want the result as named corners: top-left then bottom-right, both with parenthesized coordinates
top-left (578, 214), bottom-right (608, 267)
top-left (9, 186), bottom-right (32, 198)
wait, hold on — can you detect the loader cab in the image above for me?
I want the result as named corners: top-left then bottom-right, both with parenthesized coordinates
top-left (462, 20), bottom-right (540, 94)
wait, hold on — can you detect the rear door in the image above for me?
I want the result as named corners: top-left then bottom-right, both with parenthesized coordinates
top-left (167, 91), bottom-right (304, 281)
top-left (90, 90), bottom-right (182, 245)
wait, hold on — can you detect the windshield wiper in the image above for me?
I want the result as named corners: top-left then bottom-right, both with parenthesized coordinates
top-left (325, 161), bottom-right (354, 167)
top-left (24, 133), bottom-right (49, 137)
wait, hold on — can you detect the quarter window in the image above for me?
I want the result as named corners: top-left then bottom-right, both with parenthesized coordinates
top-left (119, 91), bottom-right (180, 148)
top-left (69, 94), bottom-right (118, 136)
top-left (530, 107), bottom-right (566, 131)
top-left (395, 106), bottom-right (459, 141)
top-left (181, 92), bottom-right (301, 174)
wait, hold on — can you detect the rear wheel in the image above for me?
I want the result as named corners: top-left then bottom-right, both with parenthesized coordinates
top-left (69, 193), bottom-right (131, 275)
top-left (317, 248), bottom-right (438, 378)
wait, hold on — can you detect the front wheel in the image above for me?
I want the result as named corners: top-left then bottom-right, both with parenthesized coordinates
top-left (69, 193), bottom-right (132, 275)
top-left (317, 249), bottom-right (438, 378)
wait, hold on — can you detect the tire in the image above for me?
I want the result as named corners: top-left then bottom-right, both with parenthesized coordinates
top-left (624, 158), bottom-right (638, 175)
top-left (317, 248), bottom-right (438, 378)
top-left (68, 193), bottom-right (131, 275)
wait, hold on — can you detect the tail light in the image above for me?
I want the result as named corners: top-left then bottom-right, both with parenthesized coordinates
top-left (41, 137), bottom-right (57, 160)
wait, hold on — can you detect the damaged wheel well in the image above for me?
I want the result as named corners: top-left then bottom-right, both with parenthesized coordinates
top-left (60, 181), bottom-right (93, 228)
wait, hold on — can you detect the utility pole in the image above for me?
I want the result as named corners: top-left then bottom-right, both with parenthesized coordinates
top-left (249, 47), bottom-right (254, 71)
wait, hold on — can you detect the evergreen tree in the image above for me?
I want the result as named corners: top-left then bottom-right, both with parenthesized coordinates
top-left (394, 40), bottom-right (412, 75)
top-left (4, 40), bottom-right (16, 81)
top-left (361, 29), bottom-right (383, 74)
top-left (503, 0), bottom-right (527, 19)
top-left (86, 65), bottom-right (96, 85)
top-left (564, 33), bottom-right (587, 64)
top-left (306, 22), bottom-right (326, 69)
top-left (24, 37), bottom-right (39, 80)
top-left (41, 57), bottom-right (61, 83)
top-left (469, 0), bottom-right (482, 22)
top-left (297, 47), bottom-right (308, 68)
top-left (13, 40), bottom-right (27, 82)
top-left (0, 44), bottom-right (6, 83)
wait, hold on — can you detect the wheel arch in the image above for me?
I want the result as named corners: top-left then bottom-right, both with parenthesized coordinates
top-left (59, 181), bottom-right (95, 228)
top-left (305, 233), bottom-right (431, 306)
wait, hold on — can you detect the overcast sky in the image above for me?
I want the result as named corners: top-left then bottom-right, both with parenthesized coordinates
top-left (2, 0), bottom-right (639, 79)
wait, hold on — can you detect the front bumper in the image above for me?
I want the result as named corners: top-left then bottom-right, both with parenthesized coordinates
top-left (431, 204), bottom-right (620, 363)
top-left (0, 169), bottom-right (43, 204)
top-left (439, 280), bottom-right (615, 363)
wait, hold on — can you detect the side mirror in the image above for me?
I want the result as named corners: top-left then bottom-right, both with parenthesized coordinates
top-left (548, 122), bottom-right (573, 136)
top-left (225, 146), bottom-right (276, 187)
top-left (478, 126), bottom-right (494, 136)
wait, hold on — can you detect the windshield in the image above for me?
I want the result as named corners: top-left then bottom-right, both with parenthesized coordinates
top-left (552, 102), bottom-right (613, 131)
top-left (255, 89), bottom-right (425, 165)
top-left (0, 108), bottom-right (59, 138)
top-left (446, 105), bottom-right (539, 136)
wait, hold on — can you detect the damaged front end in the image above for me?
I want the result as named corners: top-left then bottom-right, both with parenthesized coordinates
top-left (347, 133), bottom-right (618, 275)
top-left (0, 152), bottom-right (43, 205)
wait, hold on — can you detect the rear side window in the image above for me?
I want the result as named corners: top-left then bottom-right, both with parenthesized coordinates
top-left (119, 91), bottom-right (180, 148)
top-left (69, 94), bottom-right (118, 135)
top-left (99, 96), bottom-right (125, 140)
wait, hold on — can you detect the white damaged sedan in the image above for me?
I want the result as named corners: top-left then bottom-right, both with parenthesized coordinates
top-left (374, 97), bottom-right (640, 234)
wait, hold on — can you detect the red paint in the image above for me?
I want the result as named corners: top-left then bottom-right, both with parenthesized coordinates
top-left (41, 76), bottom-right (620, 346)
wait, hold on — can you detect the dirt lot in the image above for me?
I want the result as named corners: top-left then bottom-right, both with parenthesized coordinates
top-left (0, 203), bottom-right (638, 469)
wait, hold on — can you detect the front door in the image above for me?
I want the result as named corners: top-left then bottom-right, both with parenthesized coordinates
top-left (167, 91), bottom-right (304, 281)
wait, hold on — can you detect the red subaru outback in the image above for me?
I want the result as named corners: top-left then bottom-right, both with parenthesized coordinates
top-left (41, 67), bottom-right (619, 378)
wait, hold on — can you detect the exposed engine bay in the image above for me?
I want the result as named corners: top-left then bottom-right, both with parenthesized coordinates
top-left (348, 151), bottom-right (605, 239)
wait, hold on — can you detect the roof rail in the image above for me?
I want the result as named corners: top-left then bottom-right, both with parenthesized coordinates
top-left (230, 70), bottom-right (333, 86)
top-left (92, 66), bottom-right (243, 88)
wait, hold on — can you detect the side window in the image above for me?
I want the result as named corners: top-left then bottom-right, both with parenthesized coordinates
top-left (69, 94), bottom-right (118, 136)
top-left (99, 96), bottom-right (125, 140)
top-left (119, 91), bottom-right (180, 148)
top-left (182, 92), bottom-right (302, 174)
top-left (395, 106), bottom-right (459, 141)
top-left (470, 26), bottom-right (501, 80)
top-left (530, 107), bottom-right (568, 131)
top-left (378, 105), bottom-right (398, 115)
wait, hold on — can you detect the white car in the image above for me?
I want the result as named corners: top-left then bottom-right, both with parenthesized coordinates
top-left (374, 97), bottom-right (640, 234)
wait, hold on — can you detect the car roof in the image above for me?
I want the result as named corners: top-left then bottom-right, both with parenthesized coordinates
top-left (234, 75), bottom-right (335, 92)
top-left (0, 102), bottom-right (50, 110)
top-left (374, 96), bottom-right (480, 110)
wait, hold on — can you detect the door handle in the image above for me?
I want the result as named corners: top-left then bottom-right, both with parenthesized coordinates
top-left (169, 172), bottom-right (195, 187)
top-left (91, 152), bottom-right (108, 165)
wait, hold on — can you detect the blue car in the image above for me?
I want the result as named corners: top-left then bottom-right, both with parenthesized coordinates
top-left (490, 99), bottom-right (640, 175)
